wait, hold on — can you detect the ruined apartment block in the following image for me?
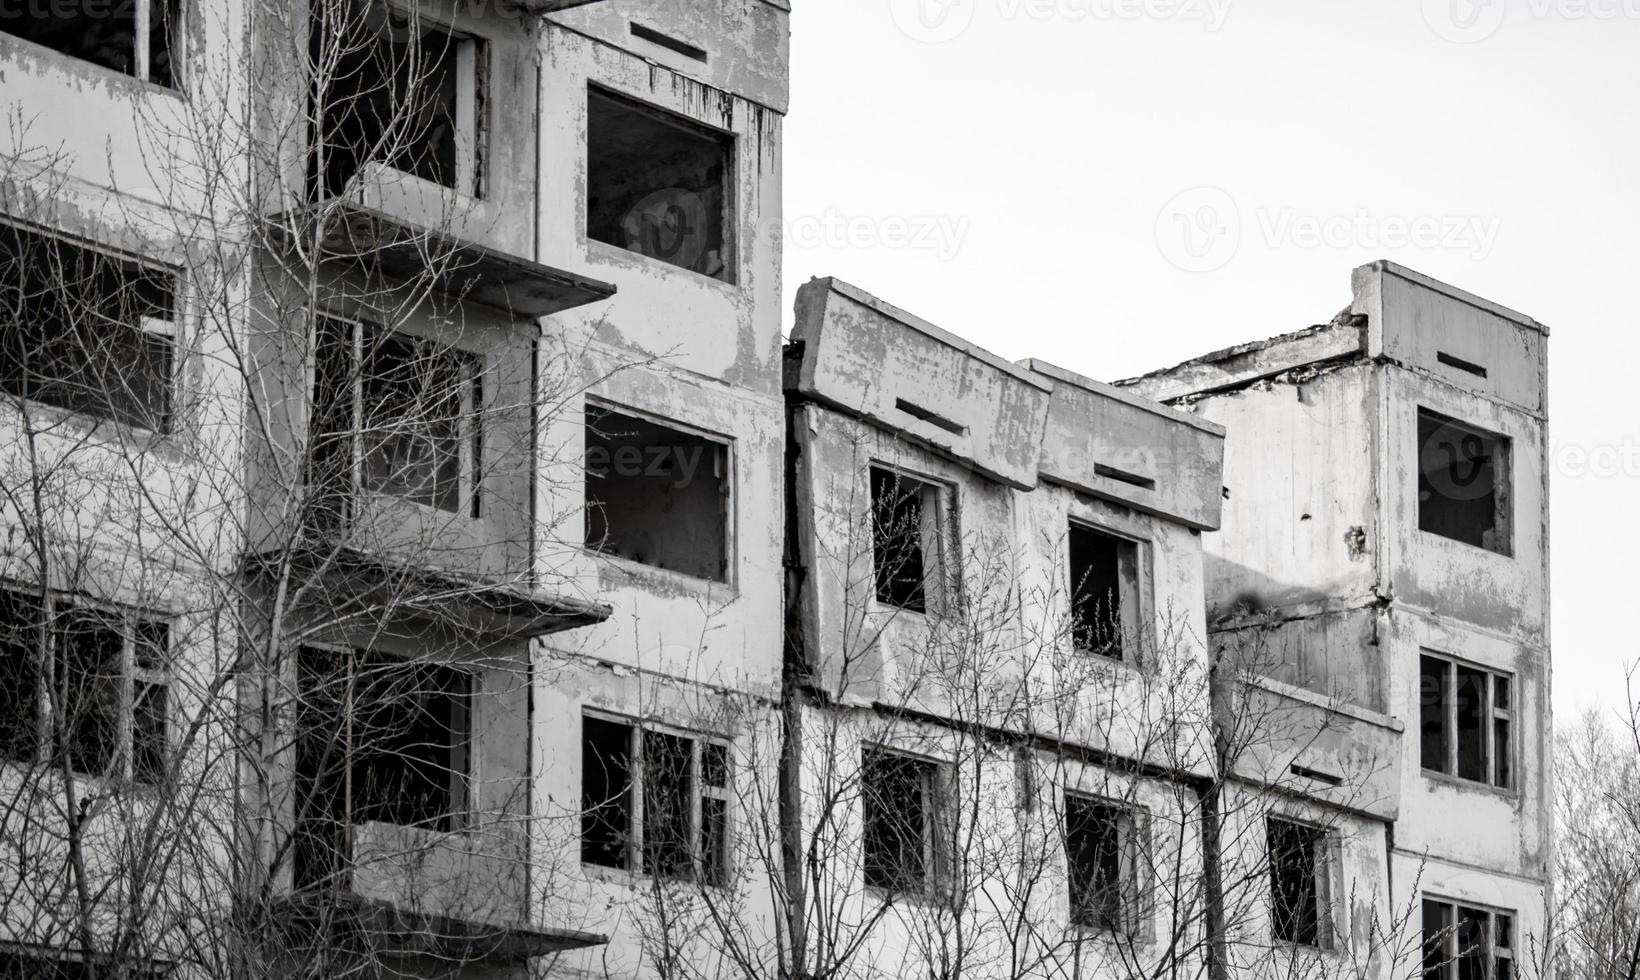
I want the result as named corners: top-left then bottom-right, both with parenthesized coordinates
top-left (1124, 260), bottom-right (1552, 978)
top-left (0, 0), bottom-right (1551, 976)
top-left (784, 277), bottom-right (1233, 977)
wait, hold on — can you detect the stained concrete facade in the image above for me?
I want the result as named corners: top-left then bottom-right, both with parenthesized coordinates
top-left (1124, 260), bottom-right (1553, 975)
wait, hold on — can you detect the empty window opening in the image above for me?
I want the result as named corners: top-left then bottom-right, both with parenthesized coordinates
top-left (584, 406), bottom-right (730, 581)
top-left (294, 647), bottom-right (470, 891)
top-left (1418, 408), bottom-right (1511, 555)
top-left (310, 317), bottom-right (483, 520)
top-left (1420, 653), bottom-right (1513, 789)
top-left (861, 747), bottom-right (945, 897)
top-left (587, 87), bottom-right (733, 282)
top-left (1094, 462), bottom-right (1157, 491)
top-left (0, 587), bottom-right (170, 783)
top-left (310, 3), bottom-right (484, 198)
top-left (0, 222), bottom-right (176, 433)
top-left (1068, 524), bottom-right (1140, 660)
top-left (1, 0), bottom-right (179, 86)
top-left (895, 398), bottom-right (965, 436)
top-left (1436, 351), bottom-right (1489, 379)
top-left (870, 467), bottom-right (949, 614)
top-left (629, 22), bottom-right (708, 62)
top-left (1268, 817), bottom-right (1332, 949)
top-left (579, 715), bottom-right (730, 884)
top-left (1064, 794), bottom-right (1140, 933)
top-left (1423, 899), bottom-right (1514, 980)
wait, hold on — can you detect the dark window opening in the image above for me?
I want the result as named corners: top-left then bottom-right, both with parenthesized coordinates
top-left (310, 2), bottom-right (482, 198)
top-left (584, 406), bottom-right (730, 582)
top-left (587, 87), bottom-right (733, 282)
top-left (1423, 898), bottom-right (1514, 980)
top-left (294, 647), bottom-right (470, 891)
top-left (861, 748), bottom-right (942, 897)
top-left (1065, 795), bottom-right (1135, 932)
top-left (579, 715), bottom-right (729, 883)
top-left (1068, 524), bottom-right (1139, 660)
top-left (0, 0), bottom-right (180, 86)
top-left (871, 467), bottom-right (945, 613)
top-left (1420, 652), bottom-right (1513, 790)
top-left (1418, 409), bottom-right (1511, 554)
top-left (1268, 817), bottom-right (1330, 949)
top-left (629, 23), bottom-right (708, 62)
top-left (310, 318), bottom-right (482, 519)
top-left (0, 588), bottom-right (169, 782)
top-left (0, 222), bottom-right (176, 432)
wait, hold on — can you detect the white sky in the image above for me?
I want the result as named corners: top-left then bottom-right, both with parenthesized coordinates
top-left (780, 0), bottom-right (1640, 721)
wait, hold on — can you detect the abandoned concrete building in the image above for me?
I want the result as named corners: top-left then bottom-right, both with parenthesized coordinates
top-left (0, 0), bottom-right (1549, 979)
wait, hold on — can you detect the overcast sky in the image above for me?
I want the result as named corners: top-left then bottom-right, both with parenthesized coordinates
top-left (780, 0), bottom-right (1639, 721)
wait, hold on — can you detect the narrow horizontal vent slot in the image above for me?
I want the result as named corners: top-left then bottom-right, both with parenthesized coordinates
top-left (1290, 763), bottom-right (1343, 787)
top-left (1094, 463), bottom-right (1156, 491)
top-left (1436, 351), bottom-right (1488, 378)
top-left (895, 398), bottom-right (966, 436)
top-left (630, 23), bottom-right (708, 62)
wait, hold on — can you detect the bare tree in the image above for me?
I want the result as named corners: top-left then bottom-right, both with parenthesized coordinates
top-left (0, 1), bottom-right (625, 977)
top-left (1552, 677), bottom-right (1640, 980)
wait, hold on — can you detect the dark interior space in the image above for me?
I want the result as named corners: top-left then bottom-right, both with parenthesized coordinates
top-left (586, 87), bottom-right (732, 282)
top-left (861, 749), bottom-right (932, 894)
top-left (1068, 523), bottom-right (1132, 659)
top-left (310, 4), bottom-right (470, 198)
top-left (0, 0), bottom-right (178, 86)
top-left (1064, 794), bottom-right (1125, 930)
top-left (1418, 408), bottom-right (1510, 554)
top-left (870, 467), bottom-right (932, 612)
top-left (581, 715), bottom-right (633, 870)
top-left (585, 406), bottom-right (729, 581)
top-left (642, 728), bottom-right (694, 879)
top-left (0, 222), bottom-right (175, 433)
top-left (1267, 817), bottom-right (1323, 947)
top-left (294, 647), bottom-right (470, 891)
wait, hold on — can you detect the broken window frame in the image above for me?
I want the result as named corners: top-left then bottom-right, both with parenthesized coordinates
top-left (0, 0), bottom-right (183, 88)
top-left (1419, 651), bottom-right (1515, 791)
top-left (1066, 520), bottom-right (1145, 662)
top-left (1062, 791), bottom-right (1146, 935)
top-left (1417, 407), bottom-right (1513, 556)
top-left (309, 315), bottom-right (484, 518)
top-left (0, 219), bottom-right (181, 435)
top-left (583, 401), bottom-right (734, 583)
top-left (309, 1), bottom-right (488, 200)
top-left (869, 465), bottom-right (955, 617)
top-left (584, 84), bottom-right (737, 283)
top-left (860, 744), bottom-right (951, 902)
top-left (578, 712), bottom-right (733, 886)
top-left (292, 645), bottom-right (473, 891)
top-left (1266, 816), bottom-right (1336, 951)
top-left (1422, 897), bottom-right (1515, 980)
top-left (0, 585), bottom-right (171, 786)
